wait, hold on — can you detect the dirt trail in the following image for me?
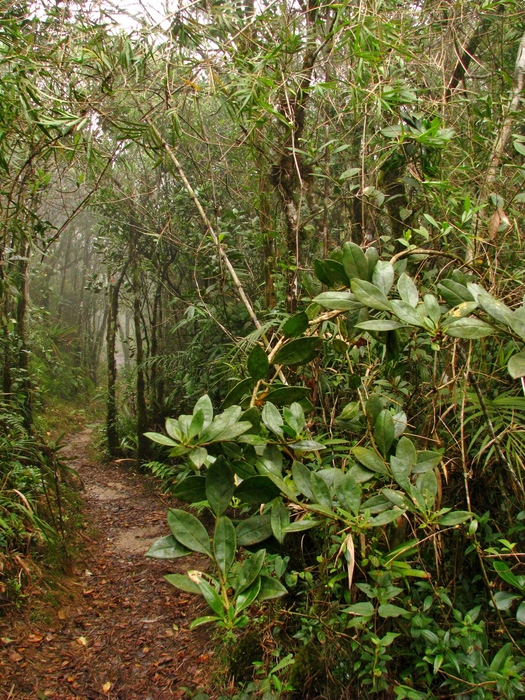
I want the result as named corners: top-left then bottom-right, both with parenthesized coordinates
top-left (0, 429), bottom-right (215, 699)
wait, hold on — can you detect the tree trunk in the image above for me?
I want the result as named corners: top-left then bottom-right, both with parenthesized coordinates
top-left (106, 268), bottom-right (125, 457)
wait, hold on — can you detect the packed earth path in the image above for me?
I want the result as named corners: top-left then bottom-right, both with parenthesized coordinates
top-left (0, 428), bottom-right (216, 700)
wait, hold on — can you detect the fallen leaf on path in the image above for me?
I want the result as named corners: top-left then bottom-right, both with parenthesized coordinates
top-left (57, 609), bottom-right (67, 620)
top-left (28, 633), bottom-right (44, 643)
top-left (9, 651), bottom-right (23, 662)
top-left (76, 636), bottom-right (88, 646)
top-left (103, 681), bottom-right (112, 693)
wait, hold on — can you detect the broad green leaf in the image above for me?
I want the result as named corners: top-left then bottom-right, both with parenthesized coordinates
top-left (189, 615), bottom-right (222, 629)
top-left (283, 519), bottom-right (320, 533)
top-left (393, 411), bottom-right (407, 438)
top-left (355, 319), bottom-right (405, 331)
top-left (366, 395), bottom-right (383, 423)
top-left (391, 300), bottom-right (426, 327)
top-left (236, 549), bottom-right (266, 593)
top-left (145, 535), bottom-right (190, 559)
top-left (438, 280), bottom-right (474, 307)
top-left (236, 514), bottom-right (273, 546)
top-left (390, 456), bottom-right (411, 491)
top-left (396, 437), bottom-right (417, 469)
top-left (423, 294), bottom-right (441, 323)
top-left (343, 602), bottom-right (374, 616)
top-left (437, 511), bottom-right (473, 526)
top-left (256, 444), bottom-right (283, 476)
top-left (493, 561), bottom-right (524, 590)
top-left (271, 501), bottom-right (290, 544)
top-left (343, 242), bottom-right (368, 281)
top-left (366, 247), bottom-right (379, 280)
top-left (361, 494), bottom-right (393, 514)
top-left (247, 344), bottom-right (269, 381)
top-left (445, 317), bottom-right (494, 339)
top-left (351, 279), bottom-right (392, 311)
top-left (335, 473), bottom-right (361, 515)
top-left (374, 410), bottom-right (395, 457)
top-left (310, 472), bottom-right (333, 509)
top-left (189, 447), bottom-right (208, 469)
top-left (235, 476), bottom-right (281, 504)
top-left (289, 440), bottom-right (326, 452)
top-left (284, 402), bottom-right (305, 434)
top-left (378, 604), bottom-right (409, 618)
top-left (490, 642), bottom-right (514, 672)
top-left (370, 508), bottom-right (404, 526)
top-left (145, 431), bottom-right (178, 447)
top-left (265, 386), bottom-right (311, 405)
top-left (188, 409), bottom-right (204, 439)
top-left (314, 258), bottom-right (331, 285)
top-left (313, 291), bottom-right (359, 311)
top-left (443, 302), bottom-right (479, 324)
top-left (322, 259), bottom-right (350, 288)
top-left (517, 601), bottom-right (525, 626)
top-left (258, 575), bottom-right (287, 601)
top-left (340, 167), bottom-right (361, 180)
top-left (201, 406), bottom-right (252, 443)
top-left (413, 450), bottom-right (443, 474)
top-left (173, 476), bottom-right (206, 503)
top-left (478, 294), bottom-right (514, 326)
top-left (372, 261), bottom-right (394, 295)
top-left (193, 394), bottom-right (214, 430)
top-left (164, 573), bottom-right (201, 594)
top-left (273, 337), bottom-right (321, 366)
top-left (416, 470), bottom-right (438, 509)
top-left (292, 461), bottom-right (315, 500)
top-left (235, 577), bottom-right (261, 614)
top-left (382, 488), bottom-right (406, 508)
top-left (167, 509), bottom-right (211, 556)
top-left (352, 446), bottom-right (389, 475)
top-left (262, 401), bottom-right (284, 437)
top-left (283, 311), bottom-right (309, 338)
top-left (198, 579), bottom-right (224, 616)
top-left (221, 378), bottom-right (255, 410)
top-left (508, 352), bottom-right (525, 379)
top-left (493, 591), bottom-right (520, 611)
top-left (397, 273), bottom-right (419, 308)
top-left (206, 457), bottom-right (235, 516)
top-left (165, 418), bottom-right (182, 441)
top-left (214, 515), bottom-right (236, 577)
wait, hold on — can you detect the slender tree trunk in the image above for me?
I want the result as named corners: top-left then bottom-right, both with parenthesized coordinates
top-left (106, 268), bottom-right (126, 456)
top-left (133, 262), bottom-right (149, 463)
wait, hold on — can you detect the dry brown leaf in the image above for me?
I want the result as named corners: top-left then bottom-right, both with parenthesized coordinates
top-left (9, 651), bottom-right (23, 663)
top-left (28, 633), bottom-right (44, 643)
top-left (57, 609), bottom-right (67, 620)
top-left (103, 681), bottom-right (112, 693)
top-left (76, 636), bottom-right (88, 646)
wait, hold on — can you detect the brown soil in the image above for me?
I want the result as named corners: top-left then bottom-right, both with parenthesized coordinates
top-left (0, 429), bottom-right (218, 700)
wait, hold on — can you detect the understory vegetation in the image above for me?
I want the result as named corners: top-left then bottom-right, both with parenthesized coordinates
top-left (2, 0), bottom-right (525, 696)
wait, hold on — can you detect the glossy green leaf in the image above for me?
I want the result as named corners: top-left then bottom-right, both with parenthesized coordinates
top-left (265, 386), bottom-right (311, 406)
top-left (370, 507), bottom-right (404, 526)
top-left (397, 273), bottom-right (419, 308)
top-left (517, 601), bottom-right (525, 626)
top-left (445, 317), bottom-right (494, 339)
top-left (352, 446), bottom-right (389, 475)
top-left (206, 456), bottom-right (235, 516)
top-left (292, 461), bottom-right (315, 500)
top-left (235, 577), bottom-right (261, 614)
top-left (343, 242), bottom-right (368, 281)
top-left (335, 473), bottom-right (361, 514)
top-left (310, 471), bottom-right (333, 509)
top-left (378, 603), bottom-right (409, 618)
top-left (396, 437), bottom-right (417, 469)
top-left (493, 591), bottom-right (520, 611)
top-left (313, 291), bottom-right (358, 310)
top-left (247, 344), bottom-right (269, 381)
top-left (438, 279), bottom-right (475, 307)
top-left (271, 501), bottom-right (290, 544)
top-left (235, 549), bottom-right (266, 593)
top-left (289, 440), bottom-right (325, 452)
top-left (437, 511), bottom-right (473, 526)
top-left (262, 401), bottom-right (284, 437)
top-left (322, 259), bottom-right (350, 288)
top-left (145, 431), bottom-right (178, 447)
top-left (416, 470), bottom-right (438, 509)
top-left (493, 561), bottom-right (524, 590)
top-left (508, 352), bottom-right (525, 379)
top-left (198, 578), bottom-right (224, 616)
top-left (390, 456), bottom-right (411, 492)
top-left (173, 476), bottom-right (206, 503)
top-left (490, 642), bottom-right (514, 672)
top-left (355, 319), bottom-right (405, 331)
top-left (167, 508), bottom-right (211, 556)
top-left (258, 575), bottom-right (288, 601)
top-left (164, 573), bottom-right (201, 595)
top-left (391, 300), bottom-right (426, 327)
top-left (193, 394), bottom-right (214, 430)
top-left (273, 337), bottom-right (321, 366)
top-left (221, 378), bottom-right (255, 409)
top-left (256, 444), bottom-right (283, 476)
top-left (372, 261), bottom-right (394, 295)
top-left (145, 535), bottom-right (191, 559)
top-left (366, 394), bottom-right (383, 423)
top-left (236, 514), bottom-right (273, 546)
top-left (283, 519), bottom-right (320, 533)
top-left (343, 601), bottom-right (374, 616)
top-left (423, 294), bottom-right (441, 323)
top-left (314, 258), bottom-right (331, 285)
top-left (374, 410), bottom-right (395, 457)
top-left (235, 475), bottom-right (281, 504)
top-left (188, 409), bottom-right (204, 439)
top-left (351, 279), bottom-right (392, 311)
top-left (165, 418), bottom-right (182, 441)
top-left (283, 311), bottom-right (309, 338)
top-left (214, 515), bottom-right (236, 577)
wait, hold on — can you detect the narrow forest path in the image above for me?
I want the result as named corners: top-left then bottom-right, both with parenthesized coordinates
top-left (0, 429), bottom-right (215, 700)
